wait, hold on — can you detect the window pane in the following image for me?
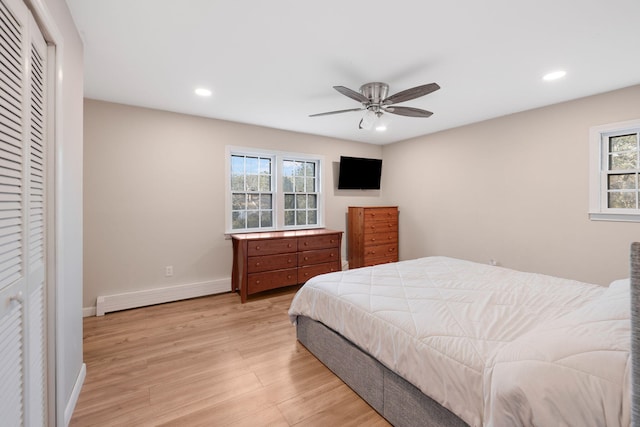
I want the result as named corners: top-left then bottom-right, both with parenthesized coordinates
top-left (296, 194), bottom-right (306, 209)
top-left (247, 211), bottom-right (260, 228)
top-left (305, 162), bottom-right (315, 177)
top-left (608, 191), bottom-right (636, 209)
top-left (259, 175), bottom-right (271, 192)
top-left (609, 152), bottom-right (637, 170)
top-left (306, 177), bottom-right (315, 191)
top-left (246, 157), bottom-right (259, 174)
top-left (259, 158), bottom-right (271, 174)
top-left (295, 177), bottom-right (305, 192)
top-left (260, 194), bottom-right (272, 209)
top-left (284, 210), bottom-right (295, 226)
top-left (285, 194), bottom-right (294, 209)
top-left (260, 211), bottom-right (272, 227)
top-left (248, 194), bottom-right (260, 209)
top-left (308, 210), bottom-right (317, 224)
top-left (231, 174), bottom-right (245, 191)
top-left (232, 211), bottom-right (246, 229)
top-left (232, 194), bottom-right (246, 210)
top-left (282, 160), bottom-right (295, 177)
top-left (296, 211), bottom-right (306, 225)
top-left (609, 134), bottom-right (637, 152)
top-left (308, 194), bottom-right (317, 209)
top-left (246, 174), bottom-right (259, 191)
top-left (608, 173), bottom-right (637, 190)
top-left (283, 176), bottom-right (294, 192)
top-left (231, 156), bottom-right (244, 173)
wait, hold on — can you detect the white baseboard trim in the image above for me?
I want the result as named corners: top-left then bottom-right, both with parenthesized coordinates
top-left (64, 362), bottom-right (86, 426)
top-left (95, 278), bottom-right (231, 316)
top-left (82, 306), bottom-right (96, 317)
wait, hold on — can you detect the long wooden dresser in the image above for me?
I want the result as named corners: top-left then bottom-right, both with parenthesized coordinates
top-left (348, 206), bottom-right (398, 269)
top-left (231, 229), bottom-right (343, 303)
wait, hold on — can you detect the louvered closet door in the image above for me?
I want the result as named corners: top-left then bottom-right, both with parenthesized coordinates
top-left (0, 0), bottom-right (48, 425)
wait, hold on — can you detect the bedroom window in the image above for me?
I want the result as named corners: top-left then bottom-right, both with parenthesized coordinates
top-left (589, 119), bottom-right (640, 222)
top-left (283, 159), bottom-right (318, 226)
top-left (226, 147), bottom-right (323, 233)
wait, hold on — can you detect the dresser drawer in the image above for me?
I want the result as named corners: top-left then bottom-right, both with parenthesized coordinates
top-left (362, 230), bottom-right (398, 245)
top-left (298, 247), bottom-right (340, 267)
top-left (247, 253), bottom-right (296, 273)
top-left (248, 268), bottom-right (298, 294)
top-left (363, 253), bottom-right (397, 267)
top-left (247, 238), bottom-right (297, 256)
top-left (363, 219), bottom-right (398, 235)
top-left (362, 207), bottom-right (398, 222)
top-left (298, 233), bottom-right (341, 250)
top-left (364, 242), bottom-right (397, 259)
top-left (298, 261), bottom-right (341, 283)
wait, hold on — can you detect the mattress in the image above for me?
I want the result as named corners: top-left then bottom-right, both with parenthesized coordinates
top-left (288, 256), bottom-right (631, 427)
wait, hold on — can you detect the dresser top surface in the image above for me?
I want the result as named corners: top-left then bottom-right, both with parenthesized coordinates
top-left (231, 228), bottom-right (343, 241)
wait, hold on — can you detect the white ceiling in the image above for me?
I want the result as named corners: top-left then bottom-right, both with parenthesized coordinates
top-left (66, 0), bottom-right (640, 145)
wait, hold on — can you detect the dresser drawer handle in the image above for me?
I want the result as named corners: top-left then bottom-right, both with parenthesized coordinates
top-left (304, 242), bottom-right (308, 246)
top-left (388, 223), bottom-right (392, 227)
top-left (330, 253), bottom-right (334, 257)
top-left (288, 258), bottom-right (293, 263)
top-left (287, 274), bottom-right (293, 279)
top-left (370, 238), bottom-right (375, 242)
top-left (256, 280), bottom-right (260, 284)
top-left (304, 256), bottom-right (308, 261)
top-left (288, 243), bottom-right (292, 248)
top-left (256, 262), bottom-right (260, 267)
top-left (255, 246), bottom-right (261, 251)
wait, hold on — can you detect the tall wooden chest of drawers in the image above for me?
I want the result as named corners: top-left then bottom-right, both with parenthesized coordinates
top-left (347, 206), bottom-right (398, 269)
top-left (231, 229), bottom-right (342, 303)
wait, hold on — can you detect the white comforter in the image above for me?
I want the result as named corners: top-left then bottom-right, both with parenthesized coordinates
top-left (287, 257), bottom-right (631, 427)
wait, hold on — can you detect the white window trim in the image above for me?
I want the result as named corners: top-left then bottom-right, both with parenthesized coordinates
top-left (225, 146), bottom-right (325, 233)
top-left (589, 118), bottom-right (640, 222)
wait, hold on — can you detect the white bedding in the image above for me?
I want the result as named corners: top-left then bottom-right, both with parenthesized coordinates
top-left (287, 256), bottom-right (631, 427)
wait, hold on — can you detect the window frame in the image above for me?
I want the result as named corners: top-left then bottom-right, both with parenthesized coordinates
top-left (589, 119), bottom-right (640, 222)
top-left (225, 146), bottom-right (325, 233)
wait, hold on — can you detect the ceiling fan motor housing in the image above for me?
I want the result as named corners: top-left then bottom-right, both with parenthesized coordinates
top-left (360, 82), bottom-right (389, 104)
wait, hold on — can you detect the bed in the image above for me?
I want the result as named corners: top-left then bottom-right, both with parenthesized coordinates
top-left (288, 246), bottom-right (639, 427)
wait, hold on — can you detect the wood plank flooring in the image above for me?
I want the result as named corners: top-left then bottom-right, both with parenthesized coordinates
top-left (70, 287), bottom-right (390, 426)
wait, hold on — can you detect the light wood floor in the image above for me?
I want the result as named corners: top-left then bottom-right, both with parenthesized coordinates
top-left (70, 287), bottom-right (390, 426)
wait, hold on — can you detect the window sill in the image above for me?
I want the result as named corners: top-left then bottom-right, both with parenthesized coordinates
top-left (589, 212), bottom-right (640, 222)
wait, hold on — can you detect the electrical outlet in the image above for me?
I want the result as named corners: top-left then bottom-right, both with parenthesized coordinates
top-left (489, 259), bottom-right (498, 266)
top-left (165, 265), bottom-right (173, 277)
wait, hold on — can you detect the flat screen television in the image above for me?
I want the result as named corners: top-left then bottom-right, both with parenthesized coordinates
top-left (338, 156), bottom-right (383, 190)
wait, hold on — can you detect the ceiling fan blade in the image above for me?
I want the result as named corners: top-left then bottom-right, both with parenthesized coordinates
top-left (383, 106), bottom-right (433, 118)
top-left (309, 107), bottom-right (364, 117)
top-left (333, 86), bottom-right (370, 104)
top-left (382, 83), bottom-right (440, 105)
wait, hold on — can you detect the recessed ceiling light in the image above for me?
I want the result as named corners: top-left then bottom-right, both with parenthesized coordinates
top-left (195, 87), bottom-right (212, 97)
top-left (542, 70), bottom-right (567, 81)
top-left (375, 125), bottom-right (387, 132)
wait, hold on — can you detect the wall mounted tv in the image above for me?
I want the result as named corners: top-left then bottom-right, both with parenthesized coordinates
top-left (338, 156), bottom-right (383, 190)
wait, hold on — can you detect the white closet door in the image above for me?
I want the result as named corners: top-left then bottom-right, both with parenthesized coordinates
top-left (0, 0), bottom-right (48, 424)
top-left (26, 10), bottom-right (47, 426)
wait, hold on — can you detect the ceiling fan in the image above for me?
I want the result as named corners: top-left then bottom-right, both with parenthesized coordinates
top-left (310, 82), bottom-right (440, 129)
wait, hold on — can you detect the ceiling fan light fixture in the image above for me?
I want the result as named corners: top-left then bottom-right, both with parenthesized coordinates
top-left (542, 70), bottom-right (566, 81)
top-left (359, 109), bottom-right (377, 130)
top-left (195, 87), bottom-right (212, 97)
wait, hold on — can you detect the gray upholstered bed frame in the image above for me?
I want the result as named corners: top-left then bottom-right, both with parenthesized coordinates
top-left (296, 242), bottom-right (640, 427)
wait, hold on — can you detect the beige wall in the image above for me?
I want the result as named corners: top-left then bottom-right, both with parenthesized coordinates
top-left (383, 84), bottom-right (640, 286)
top-left (83, 99), bottom-right (383, 308)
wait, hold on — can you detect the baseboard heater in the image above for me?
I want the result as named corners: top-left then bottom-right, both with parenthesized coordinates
top-left (95, 278), bottom-right (230, 316)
